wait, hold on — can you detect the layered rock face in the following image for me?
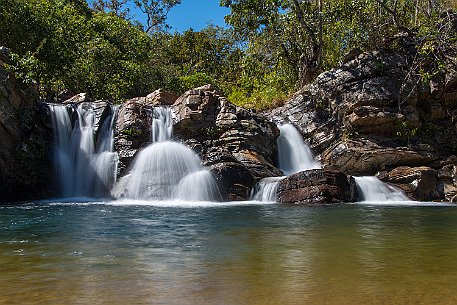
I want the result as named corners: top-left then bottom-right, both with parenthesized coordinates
top-left (0, 49), bottom-right (54, 201)
top-left (269, 36), bottom-right (457, 202)
top-left (115, 85), bottom-right (280, 200)
top-left (172, 85), bottom-right (281, 180)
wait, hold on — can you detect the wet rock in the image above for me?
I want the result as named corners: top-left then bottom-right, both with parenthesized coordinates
top-left (277, 169), bottom-right (355, 204)
top-left (115, 98), bottom-right (151, 176)
top-left (380, 166), bottom-right (438, 201)
top-left (203, 147), bottom-right (255, 201)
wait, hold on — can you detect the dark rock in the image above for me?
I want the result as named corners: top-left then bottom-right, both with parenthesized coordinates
top-left (203, 147), bottom-right (255, 201)
top-left (0, 61), bottom-right (54, 201)
top-left (436, 164), bottom-right (457, 202)
top-left (277, 169), bottom-right (355, 204)
top-left (380, 166), bottom-right (438, 201)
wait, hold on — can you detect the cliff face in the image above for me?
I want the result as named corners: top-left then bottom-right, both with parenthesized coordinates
top-left (268, 36), bottom-right (457, 201)
top-left (0, 49), bottom-right (54, 202)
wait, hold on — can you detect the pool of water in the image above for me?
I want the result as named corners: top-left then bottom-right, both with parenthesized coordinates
top-left (0, 200), bottom-right (456, 305)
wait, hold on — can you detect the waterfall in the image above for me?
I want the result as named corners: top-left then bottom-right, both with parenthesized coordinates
top-left (49, 103), bottom-right (118, 198)
top-left (152, 106), bottom-right (173, 143)
top-left (250, 177), bottom-right (285, 202)
top-left (277, 124), bottom-right (320, 175)
top-left (114, 107), bottom-right (221, 201)
top-left (354, 176), bottom-right (409, 202)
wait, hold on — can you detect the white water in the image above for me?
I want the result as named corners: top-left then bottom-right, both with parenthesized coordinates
top-left (354, 176), bottom-right (409, 202)
top-left (49, 103), bottom-right (118, 198)
top-left (250, 177), bottom-right (285, 202)
top-left (152, 106), bottom-right (173, 143)
top-left (114, 107), bottom-right (221, 201)
top-left (277, 124), bottom-right (320, 175)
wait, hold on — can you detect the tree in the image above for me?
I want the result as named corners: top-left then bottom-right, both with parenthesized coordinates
top-left (221, 0), bottom-right (324, 86)
top-left (132, 0), bottom-right (181, 32)
top-left (92, 0), bottom-right (130, 18)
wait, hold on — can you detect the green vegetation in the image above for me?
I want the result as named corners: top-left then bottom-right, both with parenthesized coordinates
top-left (0, 0), bottom-right (456, 109)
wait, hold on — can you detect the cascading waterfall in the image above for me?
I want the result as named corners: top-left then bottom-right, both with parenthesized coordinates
top-left (277, 124), bottom-right (321, 175)
top-left (252, 123), bottom-right (320, 202)
top-left (250, 177), bottom-right (285, 202)
top-left (354, 176), bottom-right (409, 202)
top-left (49, 103), bottom-right (118, 198)
top-left (114, 107), bottom-right (221, 201)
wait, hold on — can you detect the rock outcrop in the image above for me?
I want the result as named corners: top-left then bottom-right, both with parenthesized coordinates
top-left (0, 48), bottom-right (54, 201)
top-left (269, 35), bottom-right (457, 201)
top-left (277, 169), bottom-right (356, 204)
top-left (173, 85), bottom-right (281, 180)
top-left (112, 85), bottom-right (281, 200)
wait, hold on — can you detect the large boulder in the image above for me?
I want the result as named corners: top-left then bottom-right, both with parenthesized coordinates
top-left (277, 169), bottom-right (356, 204)
top-left (322, 139), bottom-right (438, 175)
top-left (379, 166), bottom-right (438, 201)
top-left (173, 85), bottom-right (282, 180)
top-left (204, 148), bottom-right (255, 201)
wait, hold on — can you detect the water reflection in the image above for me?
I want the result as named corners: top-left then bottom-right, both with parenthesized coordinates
top-left (0, 203), bottom-right (457, 304)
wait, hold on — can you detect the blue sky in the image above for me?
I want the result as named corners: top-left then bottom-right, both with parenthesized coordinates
top-left (167, 1), bottom-right (230, 32)
top-left (129, 1), bottom-right (230, 32)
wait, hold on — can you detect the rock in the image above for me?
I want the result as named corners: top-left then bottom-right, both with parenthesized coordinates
top-left (115, 98), bottom-right (151, 176)
top-left (342, 47), bottom-right (362, 63)
top-left (173, 85), bottom-right (281, 180)
top-left (63, 92), bottom-right (92, 104)
top-left (145, 89), bottom-right (178, 106)
top-left (436, 164), bottom-right (457, 202)
top-left (322, 139), bottom-right (437, 175)
top-left (203, 147), bottom-right (255, 201)
top-left (277, 169), bottom-right (355, 204)
top-left (0, 58), bottom-right (53, 201)
top-left (380, 166), bottom-right (438, 201)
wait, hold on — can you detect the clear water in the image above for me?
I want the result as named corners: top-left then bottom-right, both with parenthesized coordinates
top-left (1, 201), bottom-right (456, 305)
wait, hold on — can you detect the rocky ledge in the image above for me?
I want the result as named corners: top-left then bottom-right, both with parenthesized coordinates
top-left (268, 34), bottom-right (457, 202)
